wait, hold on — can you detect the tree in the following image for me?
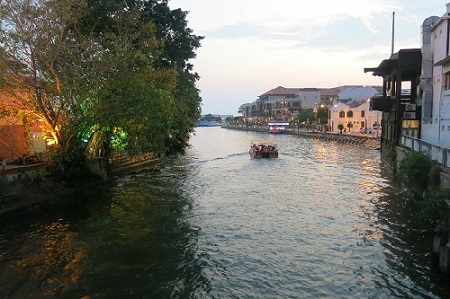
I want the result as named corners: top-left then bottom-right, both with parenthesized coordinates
top-left (296, 109), bottom-right (315, 124)
top-left (316, 106), bottom-right (328, 124)
top-left (337, 123), bottom-right (344, 134)
top-left (1, 0), bottom-right (101, 179)
top-left (201, 114), bottom-right (222, 122)
top-left (398, 151), bottom-right (439, 195)
top-left (0, 0), bottom-right (203, 179)
top-left (80, 0), bottom-right (203, 155)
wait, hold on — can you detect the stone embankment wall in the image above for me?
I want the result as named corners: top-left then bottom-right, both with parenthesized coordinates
top-left (1, 163), bottom-right (47, 182)
top-left (222, 126), bottom-right (380, 149)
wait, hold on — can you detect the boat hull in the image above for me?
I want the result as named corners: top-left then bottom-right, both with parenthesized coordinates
top-left (249, 149), bottom-right (278, 158)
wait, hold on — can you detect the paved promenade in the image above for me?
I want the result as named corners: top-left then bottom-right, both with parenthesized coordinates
top-left (222, 125), bottom-right (381, 148)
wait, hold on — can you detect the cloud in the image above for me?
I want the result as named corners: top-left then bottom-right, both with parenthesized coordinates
top-left (169, 0), bottom-right (447, 115)
top-left (205, 23), bottom-right (269, 40)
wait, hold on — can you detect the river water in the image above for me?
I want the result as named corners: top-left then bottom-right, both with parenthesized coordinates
top-left (1, 127), bottom-right (449, 298)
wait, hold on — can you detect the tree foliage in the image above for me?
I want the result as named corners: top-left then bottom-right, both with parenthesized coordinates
top-left (397, 151), bottom-right (440, 194)
top-left (0, 0), bottom-right (202, 179)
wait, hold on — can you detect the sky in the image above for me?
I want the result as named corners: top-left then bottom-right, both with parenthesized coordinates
top-left (168, 0), bottom-right (447, 116)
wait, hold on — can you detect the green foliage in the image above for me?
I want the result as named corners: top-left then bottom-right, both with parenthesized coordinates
top-left (397, 151), bottom-right (435, 193)
top-left (1, 0), bottom-right (203, 179)
top-left (296, 109), bottom-right (315, 124)
top-left (416, 187), bottom-right (450, 233)
top-left (316, 107), bottom-right (328, 124)
top-left (201, 114), bottom-right (221, 122)
top-left (428, 162), bottom-right (442, 188)
top-left (46, 139), bottom-right (101, 185)
top-left (79, 0), bottom-right (202, 157)
top-left (337, 123), bottom-right (344, 132)
top-left (110, 130), bottom-right (128, 154)
top-left (296, 107), bottom-right (328, 124)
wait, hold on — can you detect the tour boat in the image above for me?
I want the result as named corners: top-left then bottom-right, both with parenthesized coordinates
top-left (249, 140), bottom-right (278, 158)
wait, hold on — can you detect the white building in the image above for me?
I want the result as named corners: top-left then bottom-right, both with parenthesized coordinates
top-left (297, 88), bottom-right (321, 109)
top-left (329, 100), bottom-right (381, 134)
top-left (420, 5), bottom-right (450, 148)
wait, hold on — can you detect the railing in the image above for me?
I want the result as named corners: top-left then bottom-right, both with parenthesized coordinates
top-left (401, 135), bottom-right (450, 168)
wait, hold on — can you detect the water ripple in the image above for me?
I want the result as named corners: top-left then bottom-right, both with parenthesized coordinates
top-left (1, 127), bottom-right (449, 298)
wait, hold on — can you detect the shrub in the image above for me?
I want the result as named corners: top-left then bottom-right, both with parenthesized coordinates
top-left (416, 187), bottom-right (450, 233)
top-left (398, 151), bottom-right (434, 193)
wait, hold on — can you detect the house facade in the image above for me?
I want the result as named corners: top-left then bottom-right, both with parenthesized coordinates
top-left (0, 113), bottom-right (27, 160)
top-left (255, 86), bottom-right (302, 121)
top-left (320, 88), bottom-right (339, 105)
top-left (329, 101), bottom-right (382, 134)
top-left (364, 4), bottom-right (450, 169)
top-left (364, 48), bottom-right (422, 164)
top-left (420, 7), bottom-right (450, 148)
top-left (0, 92), bottom-right (47, 161)
top-left (297, 88), bottom-right (321, 109)
top-left (239, 85), bottom-right (381, 125)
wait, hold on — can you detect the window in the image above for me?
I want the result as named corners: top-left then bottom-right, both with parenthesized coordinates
top-left (444, 71), bottom-right (450, 90)
top-left (361, 110), bottom-right (365, 118)
top-left (347, 110), bottom-right (353, 118)
top-left (339, 111), bottom-right (345, 118)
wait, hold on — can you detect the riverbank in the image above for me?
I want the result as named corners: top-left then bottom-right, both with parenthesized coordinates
top-left (0, 155), bottom-right (162, 216)
top-left (222, 125), bottom-right (381, 149)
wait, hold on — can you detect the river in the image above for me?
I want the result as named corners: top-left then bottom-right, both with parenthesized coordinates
top-left (0, 127), bottom-right (449, 298)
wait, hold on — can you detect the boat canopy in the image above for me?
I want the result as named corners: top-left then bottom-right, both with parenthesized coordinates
top-left (250, 140), bottom-right (277, 146)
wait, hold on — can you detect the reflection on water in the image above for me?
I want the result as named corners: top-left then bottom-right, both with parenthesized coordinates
top-left (0, 217), bottom-right (88, 298)
top-left (0, 127), bottom-right (449, 298)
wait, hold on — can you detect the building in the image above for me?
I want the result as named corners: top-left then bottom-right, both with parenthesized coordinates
top-left (364, 3), bottom-right (450, 170)
top-left (320, 88), bottom-right (339, 105)
top-left (0, 92), bottom-right (47, 161)
top-left (297, 88), bottom-right (321, 109)
top-left (329, 100), bottom-right (381, 134)
top-left (256, 86), bottom-right (302, 121)
top-left (420, 10), bottom-right (450, 148)
top-left (364, 48), bottom-right (422, 164)
top-left (241, 85), bottom-right (381, 123)
top-left (0, 110), bottom-right (27, 160)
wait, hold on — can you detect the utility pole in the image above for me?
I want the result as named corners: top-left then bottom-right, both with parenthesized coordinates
top-left (391, 11), bottom-right (395, 55)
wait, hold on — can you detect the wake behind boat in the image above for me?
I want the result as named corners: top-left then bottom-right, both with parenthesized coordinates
top-left (249, 140), bottom-right (278, 158)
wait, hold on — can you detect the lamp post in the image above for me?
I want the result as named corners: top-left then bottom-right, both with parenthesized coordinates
top-left (313, 108), bottom-right (318, 124)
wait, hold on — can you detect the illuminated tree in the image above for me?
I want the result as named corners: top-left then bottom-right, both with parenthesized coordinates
top-left (0, 0), bottom-right (202, 179)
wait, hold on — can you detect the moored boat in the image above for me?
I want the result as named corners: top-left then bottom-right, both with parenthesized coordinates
top-left (249, 140), bottom-right (278, 158)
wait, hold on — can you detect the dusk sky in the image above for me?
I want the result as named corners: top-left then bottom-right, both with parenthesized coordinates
top-left (169, 0), bottom-right (447, 116)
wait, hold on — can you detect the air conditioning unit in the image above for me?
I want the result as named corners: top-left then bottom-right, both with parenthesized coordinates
top-left (405, 103), bottom-right (416, 111)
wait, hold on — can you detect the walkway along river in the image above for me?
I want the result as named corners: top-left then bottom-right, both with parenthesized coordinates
top-left (0, 126), bottom-right (449, 298)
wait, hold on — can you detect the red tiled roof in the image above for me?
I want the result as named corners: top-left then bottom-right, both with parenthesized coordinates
top-left (299, 88), bottom-right (319, 92)
top-left (259, 86), bottom-right (302, 97)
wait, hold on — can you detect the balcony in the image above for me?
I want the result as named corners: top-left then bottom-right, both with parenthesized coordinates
top-left (370, 96), bottom-right (394, 112)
